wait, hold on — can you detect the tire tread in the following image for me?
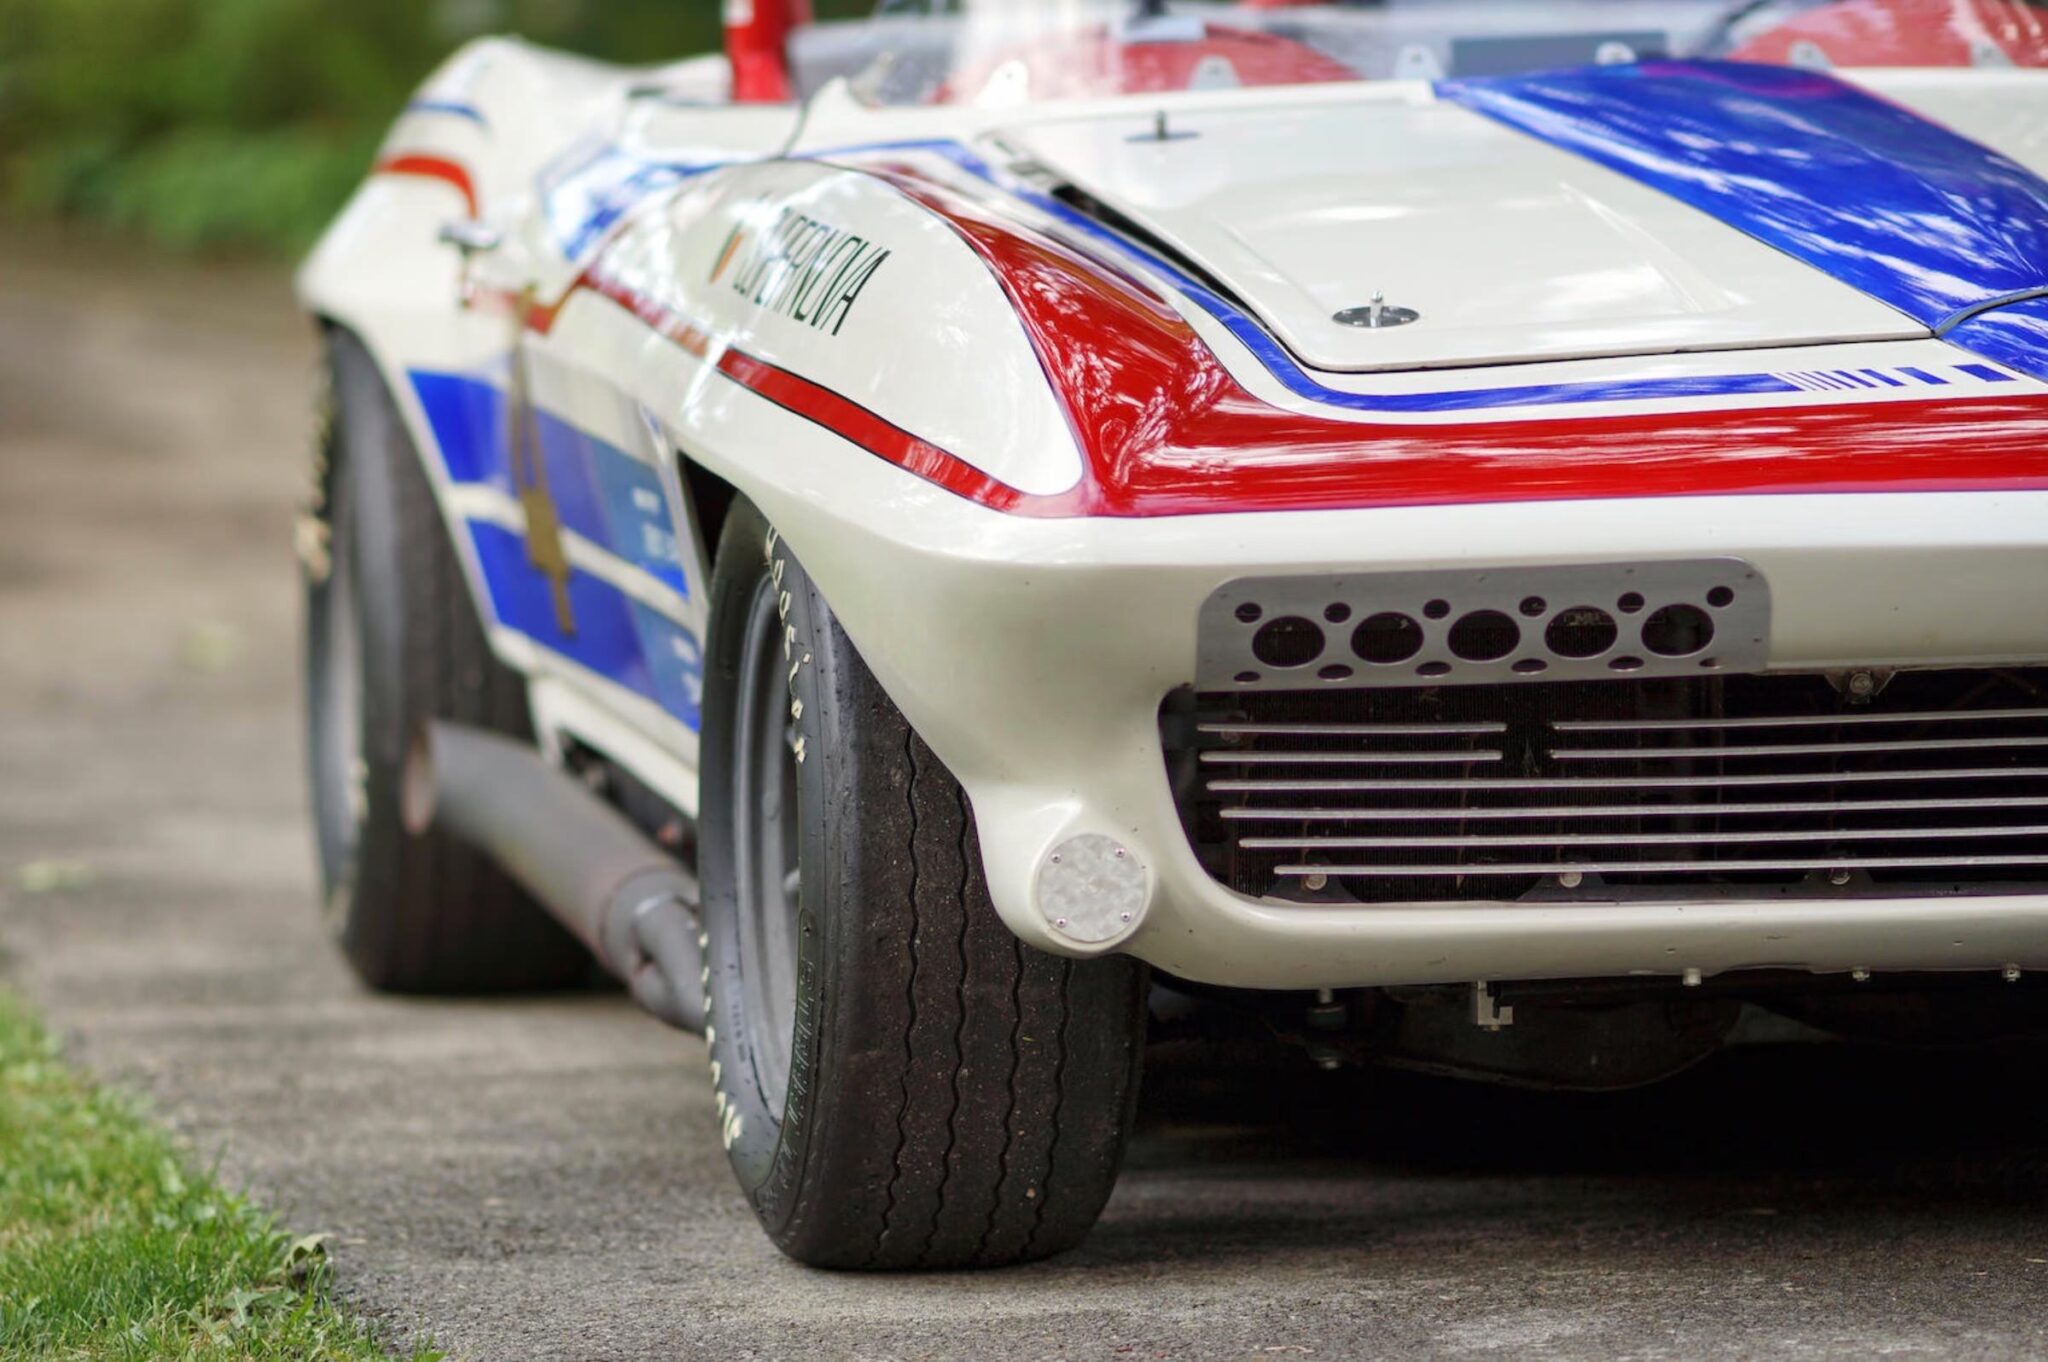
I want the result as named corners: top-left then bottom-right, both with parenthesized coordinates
top-left (861, 726), bottom-right (1140, 1270)
top-left (703, 501), bottom-right (1142, 1270)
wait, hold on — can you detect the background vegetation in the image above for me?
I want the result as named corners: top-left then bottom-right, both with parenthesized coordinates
top-left (0, 0), bottom-right (867, 256)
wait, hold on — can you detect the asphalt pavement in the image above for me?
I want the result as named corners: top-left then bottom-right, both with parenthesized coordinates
top-left (4, 235), bottom-right (2048, 1361)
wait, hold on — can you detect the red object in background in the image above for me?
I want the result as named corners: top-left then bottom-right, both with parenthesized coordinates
top-left (1730, 0), bottom-right (2048, 67)
top-left (726, 0), bottom-right (813, 103)
top-left (942, 23), bottom-right (1356, 103)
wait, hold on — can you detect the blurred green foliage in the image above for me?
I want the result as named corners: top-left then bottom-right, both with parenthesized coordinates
top-left (0, 0), bottom-right (868, 255)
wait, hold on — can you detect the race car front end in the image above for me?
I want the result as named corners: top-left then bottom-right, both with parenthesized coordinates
top-left (768, 472), bottom-right (2048, 992)
top-left (293, 0), bottom-right (2048, 1271)
top-left (741, 65), bottom-right (2048, 995)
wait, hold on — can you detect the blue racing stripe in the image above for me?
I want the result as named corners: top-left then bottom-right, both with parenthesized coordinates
top-left (537, 143), bottom-right (726, 258)
top-left (404, 98), bottom-right (488, 128)
top-left (1957, 363), bottom-right (2017, 383)
top-left (1946, 300), bottom-right (2048, 383)
top-left (1437, 61), bottom-right (2048, 330)
top-left (813, 138), bottom-right (1805, 412)
top-left (410, 370), bottom-right (688, 596)
top-left (550, 123), bottom-right (2035, 421)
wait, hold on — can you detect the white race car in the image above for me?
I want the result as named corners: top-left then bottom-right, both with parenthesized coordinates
top-left (298, 0), bottom-right (2048, 1268)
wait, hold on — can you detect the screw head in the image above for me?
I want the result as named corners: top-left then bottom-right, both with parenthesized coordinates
top-left (1054, 917), bottom-right (1068, 929)
top-left (1828, 868), bottom-right (1852, 886)
top-left (1303, 872), bottom-right (1329, 892)
top-left (1558, 870), bottom-right (1585, 889)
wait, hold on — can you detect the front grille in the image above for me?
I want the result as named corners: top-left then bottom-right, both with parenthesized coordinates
top-left (1163, 669), bottom-right (2048, 904)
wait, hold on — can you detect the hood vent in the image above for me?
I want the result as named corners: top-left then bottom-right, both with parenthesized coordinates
top-left (1044, 181), bottom-right (1249, 315)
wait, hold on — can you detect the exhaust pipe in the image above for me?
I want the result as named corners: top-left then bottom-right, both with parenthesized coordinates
top-left (404, 720), bottom-right (706, 1032)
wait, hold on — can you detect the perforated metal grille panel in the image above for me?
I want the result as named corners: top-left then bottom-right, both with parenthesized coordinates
top-left (1199, 559), bottom-right (1770, 691)
top-left (1163, 669), bottom-right (2048, 905)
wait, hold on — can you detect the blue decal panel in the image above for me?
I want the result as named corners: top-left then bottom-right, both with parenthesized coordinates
top-left (409, 369), bottom-right (506, 486)
top-left (404, 369), bottom-right (701, 730)
top-left (630, 603), bottom-right (704, 731)
top-left (466, 522), bottom-right (704, 731)
top-left (468, 521), bottom-right (655, 702)
top-left (410, 370), bottom-right (689, 596)
top-left (592, 448), bottom-right (689, 597)
top-left (1947, 298), bottom-right (2048, 384)
top-left (1437, 61), bottom-right (2048, 330)
top-left (537, 143), bottom-right (725, 259)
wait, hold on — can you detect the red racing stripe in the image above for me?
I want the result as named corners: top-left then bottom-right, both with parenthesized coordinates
top-left (867, 164), bottom-right (2048, 518)
top-left (713, 349), bottom-right (1025, 509)
top-left (572, 264), bottom-right (1026, 507)
top-left (373, 153), bottom-right (480, 218)
top-left (411, 152), bottom-right (2048, 519)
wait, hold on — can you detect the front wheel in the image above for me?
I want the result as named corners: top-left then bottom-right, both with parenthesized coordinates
top-left (698, 498), bottom-right (1147, 1270)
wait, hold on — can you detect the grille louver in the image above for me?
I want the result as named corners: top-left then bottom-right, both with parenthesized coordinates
top-left (1165, 670), bottom-right (2048, 904)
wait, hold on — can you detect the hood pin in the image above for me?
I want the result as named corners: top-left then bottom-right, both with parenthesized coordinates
top-left (1129, 109), bottom-right (1198, 143)
top-left (1335, 290), bottom-right (1420, 329)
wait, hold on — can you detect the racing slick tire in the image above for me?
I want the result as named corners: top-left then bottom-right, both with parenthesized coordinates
top-left (304, 329), bottom-right (588, 994)
top-left (699, 498), bottom-right (1148, 1270)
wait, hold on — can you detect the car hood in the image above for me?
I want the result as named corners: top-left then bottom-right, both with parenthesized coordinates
top-left (995, 66), bottom-right (2048, 375)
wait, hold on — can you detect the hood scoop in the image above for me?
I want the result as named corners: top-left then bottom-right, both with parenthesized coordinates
top-left (999, 95), bottom-right (1921, 374)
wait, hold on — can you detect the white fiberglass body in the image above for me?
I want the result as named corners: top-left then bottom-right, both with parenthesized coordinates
top-left (300, 0), bottom-right (2048, 992)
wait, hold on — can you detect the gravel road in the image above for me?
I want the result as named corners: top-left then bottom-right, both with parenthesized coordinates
top-left (4, 237), bottom-right (2048, 1362)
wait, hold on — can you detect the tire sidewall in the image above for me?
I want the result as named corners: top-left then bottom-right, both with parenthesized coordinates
top-left (700, 503), bottom-right (831, 1233)
top-left (307, 336), bottom-right (414, 943)
top-left (303, 357), bottom-right (356, 916)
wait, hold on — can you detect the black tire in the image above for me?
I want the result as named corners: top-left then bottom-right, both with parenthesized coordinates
top-left (699, 499), bottom-right (1147, 1270)
top-left (304, 329), bottom-right (588, 993)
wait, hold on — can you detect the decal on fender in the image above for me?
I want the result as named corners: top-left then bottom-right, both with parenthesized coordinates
top-left (506, 286), bottom-right (577, 636)
top-left (711, 203), bottom-right (891, 337)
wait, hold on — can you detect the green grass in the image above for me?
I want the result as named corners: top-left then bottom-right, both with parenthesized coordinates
top-left (0, 992), bottom-right (434, 1361)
